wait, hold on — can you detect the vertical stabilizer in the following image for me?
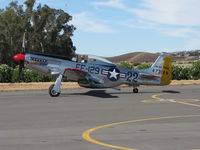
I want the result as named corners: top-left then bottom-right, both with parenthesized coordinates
top-left (150, 55), bottom-right (172, 85)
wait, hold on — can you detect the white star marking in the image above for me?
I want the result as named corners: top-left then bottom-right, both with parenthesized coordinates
top-left (109, 69), bottom-right (119, 79)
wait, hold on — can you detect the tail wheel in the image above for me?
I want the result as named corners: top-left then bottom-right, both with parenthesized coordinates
top-left (133, 88), bottom-right (139, 93)
top-left (49, 84), bottom-right (60, 97)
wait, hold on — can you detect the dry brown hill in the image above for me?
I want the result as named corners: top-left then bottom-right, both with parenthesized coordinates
top-left (107, 52), bottom-right (159, 63)
top-left (107, 52), bottom-right (199, 63)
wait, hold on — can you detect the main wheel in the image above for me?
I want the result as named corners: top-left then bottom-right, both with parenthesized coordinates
top-left (49, 84), bottom-right (60, 97)
top-left (133, 88), bottom-right (139, 93)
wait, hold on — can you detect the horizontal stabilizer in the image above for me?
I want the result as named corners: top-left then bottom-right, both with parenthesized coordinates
top-left (139, 73), bottom-right (160, 80)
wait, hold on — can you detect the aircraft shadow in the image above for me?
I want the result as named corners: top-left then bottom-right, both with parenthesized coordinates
top-left (62, 90), bottom-right (119, 98)
top-left (61, 89), bottom-right (181, 98)
top-left (162, 90), bottom-right (181, 93)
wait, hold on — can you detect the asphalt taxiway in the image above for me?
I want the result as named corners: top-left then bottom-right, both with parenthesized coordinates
top-left (0, 85), bottom-right (200, 150)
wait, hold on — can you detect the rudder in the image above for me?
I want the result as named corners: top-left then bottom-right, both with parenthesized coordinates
top-left (160, 56), bottom-right (172, 85)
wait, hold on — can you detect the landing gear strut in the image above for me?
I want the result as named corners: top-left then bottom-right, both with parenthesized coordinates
top-left (133, 88), bottom-right (139, 93)
top-left (49, 73), bottom-right (64, 97)
top-left (132, 80), bottom-right (139, 93)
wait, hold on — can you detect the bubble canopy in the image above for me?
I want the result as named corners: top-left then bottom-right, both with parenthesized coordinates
top-left (87, 55), bottom-right (113, 64)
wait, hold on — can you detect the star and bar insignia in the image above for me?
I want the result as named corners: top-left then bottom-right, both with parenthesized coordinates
top-left (101, 68), bottom-right (126, 81)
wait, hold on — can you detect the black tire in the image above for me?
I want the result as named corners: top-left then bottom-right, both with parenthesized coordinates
top-left (133, 88), bottom-right (139, 93)
top-left (49, 84), bottom-right (60, 97)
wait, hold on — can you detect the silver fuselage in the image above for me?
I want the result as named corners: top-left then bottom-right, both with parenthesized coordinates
top-left (24, 53), bottom-right (162, 88)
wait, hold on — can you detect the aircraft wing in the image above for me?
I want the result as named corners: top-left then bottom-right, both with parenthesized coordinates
top-left (64, 68), bottom-right (104, 84)
top-left (64, 68), bottom-right (87, 81)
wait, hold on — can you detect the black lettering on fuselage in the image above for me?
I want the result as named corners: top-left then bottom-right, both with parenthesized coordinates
top-left (76, 63), bottom-right (100, 75)
top-left (31, 57), bottom-right (47, 63)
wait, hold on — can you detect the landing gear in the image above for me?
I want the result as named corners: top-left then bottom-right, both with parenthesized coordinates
top-left (49, 73), bottom-right (64, 97)
top-left (132, 80), bottom-right (139, 93)
top-left (49, 84), bottom-right (60, 97)
top-left (133, 88), bottom-right (139, 93)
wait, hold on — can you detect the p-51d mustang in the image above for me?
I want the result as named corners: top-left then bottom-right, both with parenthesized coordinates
top-left (14, 53), bottom-right (172, 97)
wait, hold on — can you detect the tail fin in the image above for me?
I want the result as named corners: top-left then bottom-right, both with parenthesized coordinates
top-left (151, 55), bottom-right (172, 85)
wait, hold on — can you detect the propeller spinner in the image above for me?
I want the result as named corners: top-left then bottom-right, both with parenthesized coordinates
top-left (13, 54), bottom-right (25, 62)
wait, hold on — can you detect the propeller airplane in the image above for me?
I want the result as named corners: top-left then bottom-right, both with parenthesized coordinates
top-left (13, 52), bottom-right (172, 97)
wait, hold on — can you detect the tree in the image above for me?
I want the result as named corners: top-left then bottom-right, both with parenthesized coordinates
top-left (0, 0), bottom-right (76, 66)
top-left (28, 4), bottom-right (76, 55)
top-left (0, 3), bottom-right (25, 66)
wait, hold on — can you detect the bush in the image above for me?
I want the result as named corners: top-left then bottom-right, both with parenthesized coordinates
top-left (22, 69), bottom-right (54, 82)
top-left (172, 66), bottom-right (182, 80)
top-left (132, 62), bottom-right (141, 66)
top-left (117, 62), bottom-right (151, 70)
top-left (117, 62), bottom-right (133, 69)
top-left (11, 66), bottom-right (20, 82)
top-left (191, 61), bottom-right (200, 80)
top-left (180, 67), bottom-right (192, 80)
top-left (0, 64), bottom-right (54, 83)
top-left (0, 64), bottom-right (13, 82)
top-left (136, 63), bottom-right (152, 69)
top-left (172, 66), bottom-right (192, 80)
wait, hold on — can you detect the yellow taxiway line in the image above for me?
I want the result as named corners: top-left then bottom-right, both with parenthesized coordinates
top-left (175, 100), bottom-right (200, 107)
top-left (82, 115), bottom-right (200, 150)
top-left (151, 93), bottom-right (200, 107)
top-left (151, 93), bottom-right (166, 101)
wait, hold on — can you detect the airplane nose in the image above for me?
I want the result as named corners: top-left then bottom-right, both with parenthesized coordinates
top-left (13, 54), bottom-right (25, 62)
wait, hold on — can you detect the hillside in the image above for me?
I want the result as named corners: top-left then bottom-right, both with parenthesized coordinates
top-left (107, 52), bottom-right (159, 63)
top-left (107, 52), bottom-right (199, 63)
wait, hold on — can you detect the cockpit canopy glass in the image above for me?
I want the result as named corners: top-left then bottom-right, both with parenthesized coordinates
top-left (87, 55), bottom-right (113, 64)
top-left (75, 54), bottom-right (113, 64)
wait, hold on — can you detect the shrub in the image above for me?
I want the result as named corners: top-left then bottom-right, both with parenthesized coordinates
top-left (191, 61), bottom-right (200, 80)
top-left (22, 69), bottom-right (54, 82)
top-left (172, 66), bottom-right (192, 80)
top-left (179, 67), bottom-right (192, 80)
top-left (136, 63), bottom-right (152, 69)
top-left (0, 64), bottom-right (54, 83)
top-left (117, 62), bottom-right (133, 69)
top-left (11, 66), bottom-right (20, 82)
top-left (132, 62), bottom-right (141, 66)
top-left (0, 64), bottom-right (13, 82)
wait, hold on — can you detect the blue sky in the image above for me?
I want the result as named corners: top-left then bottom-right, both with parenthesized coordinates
top-left (1, 0), bottom-right (200, 57)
